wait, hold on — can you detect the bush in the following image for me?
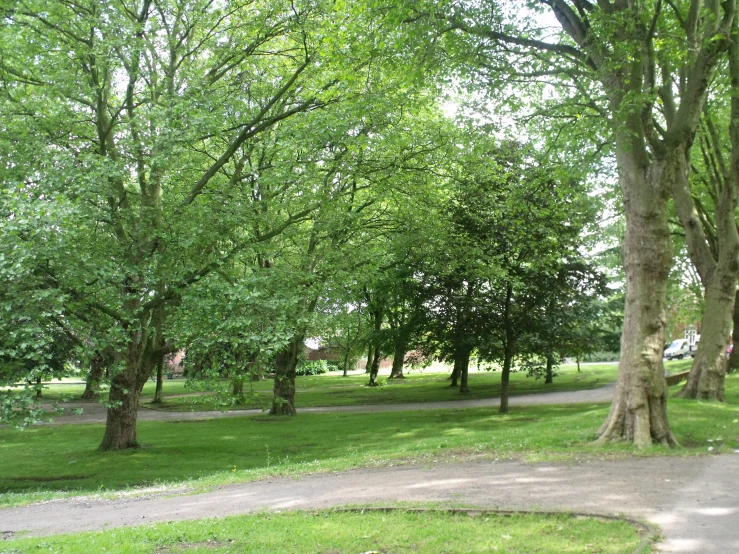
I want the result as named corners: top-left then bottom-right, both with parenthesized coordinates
top-left (581, 351), bottom-right (620, 363)
top-left (295, 360), bottom-right (328, 376)
top-left (325, 360), bottom-right (343, 372)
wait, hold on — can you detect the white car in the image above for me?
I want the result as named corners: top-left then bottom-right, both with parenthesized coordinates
top-left (664, 339), bottom-right (691, 360)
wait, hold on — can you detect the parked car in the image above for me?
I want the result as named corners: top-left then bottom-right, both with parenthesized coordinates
top-left (664, 339), bottom-right (691, 360)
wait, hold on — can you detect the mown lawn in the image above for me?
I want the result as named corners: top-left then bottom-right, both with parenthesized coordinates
top-left (137, 361), bottom-right (627, 411)
top-left (0, 366), bottom-right (735, 508)
top-left (0, 510), bottom-right (647, 554)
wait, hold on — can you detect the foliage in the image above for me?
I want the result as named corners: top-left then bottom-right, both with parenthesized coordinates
top-left (295, 360), bottom-right (329, 376)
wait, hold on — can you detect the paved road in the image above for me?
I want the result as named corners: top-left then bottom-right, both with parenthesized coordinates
top-left (2, 455), bottom-right (737, 553)
top-left (45, 383), bottom-right (617, 424)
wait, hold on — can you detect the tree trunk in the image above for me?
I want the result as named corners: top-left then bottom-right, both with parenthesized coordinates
top-left (595, 150), bottom-right (677, 447)
top-left (151, 355), bottom-right (164, 404)
top-left (679, 268), bottom-right (735, 400)
top-left (270, 336), bottom-right (302, 415)
top-left (368, 348), bottom-right (382, 386)
top-left (342, 350), bottom-right (350, 377)
top-left (576, 355), bottom-right (581, 373)
top-left (500, 282), bottom-right (514, 414)
top-left (364, 345), bottom-right (374, 374)
top-left (459, 348), bottom-right (472, 394)
top-left (99, 341), bottom-right (152, 450)
top-left (81, 352), bottom-right (104, 400)
top-left (499, 348), bottom-right (513, 414)
top-left (730, 290), bottom-right (739, 374)
top-left (35, 376), bottom-right (42, 399)
top-left (449, 357), bottom-right (461, 387)
top-left (388, 340), bottom-right (406, 379)
top-left (545, 354), bottom-right (554, 384)
top-left (232, 376), bottom-right (245, 402)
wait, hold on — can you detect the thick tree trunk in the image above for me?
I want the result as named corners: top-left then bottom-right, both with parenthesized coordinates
top-left (152, 355), bottom-right (164, 404)
top-left (730, 291), bottom-right (739, 374)
top-left (271, 335), bottom-right (302, 415)
top-left (596, 151), bottom-right (677, 448)
top-left (545, 354), bottom-right (554, 384)
top-left (81, 352), bottom-right (104, 400)
top-left (679, 268), bottom-right (735, 400)
top-left (99, 341), bottom-right (152, 450)
top-left (673, 135), bottom-right (739, 399)
top-left (388, 340), bottom-right (406, 379)
top-left (449, 357), bottom-right (461, 387)
top-left (35, 376), bottom-right (42, 399)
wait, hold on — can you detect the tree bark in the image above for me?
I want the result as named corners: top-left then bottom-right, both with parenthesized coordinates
top-left (342, 350), bottom-right (350, 377)
top-left (270, 335), bottom-right (302, 415)
top-left (500, 282), bottom-right (514, 414)
top-left (545, 354), bottom-right (554, 384)
top-left (152, 355), bottom-right (164, 404)
top-left (449, 357), bottom-right (461, 387)
top-left (368, 347), bottom-right (382, 386)
top-left (99, 340), bottom-right (153, 450)
top-left (730, 290), bottom-right (739, 374)
top-left (458, 347), bottom-right (472, 394)
top-left (595, 150), bottom-right (677, 447)
top-left (499, 347), bottom-right (513, 414)
top-left (364, 345), bottom-right (374, 374)
top-left (81, 351), bottom-right (105, 400)
top-left (388, 340), bottom-right (406, 379)
top-left (679, 268), bottom-right (735, 400)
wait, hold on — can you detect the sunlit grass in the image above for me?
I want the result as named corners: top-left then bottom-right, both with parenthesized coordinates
top-left (1, 371), bottom-right (735, 509)
top-left (0, 509), bottom-right (647, 554)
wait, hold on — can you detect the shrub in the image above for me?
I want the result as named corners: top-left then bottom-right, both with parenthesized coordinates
top-left (325, 360), bottom-right (343, 372)
top-left (295, 360), bottom-right (328, 376)
top-left (581, 351), bottom-right (620, 363)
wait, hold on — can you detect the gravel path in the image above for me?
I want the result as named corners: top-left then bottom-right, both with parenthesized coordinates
top-left (45, 383), bottom-right (617, 424)
top-left (2, 455), bottom-right (737, 553)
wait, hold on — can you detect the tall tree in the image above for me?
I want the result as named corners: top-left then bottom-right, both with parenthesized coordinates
top-left (0, 0), bottom-right (343, 448)
top-left (395, 0), bottom-right (736, 446)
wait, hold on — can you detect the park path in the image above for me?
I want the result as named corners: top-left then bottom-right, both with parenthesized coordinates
top-left (1, 455), bottom-right (737, 553)
top-left (44, 383), bottom-right (616, 424)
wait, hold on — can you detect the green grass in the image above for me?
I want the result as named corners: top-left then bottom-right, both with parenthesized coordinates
top-left (1, 369), bottom-right (736, 508)
top-left (144, 362), bottom-right (627, 411)
top-left (0, 509), bottom-right (647, 553)
top-left (32, 379), bottom-right (193, 402)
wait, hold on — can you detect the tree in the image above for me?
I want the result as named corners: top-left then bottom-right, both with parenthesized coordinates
top-left (0, 0), bottom-right (345, 448)
top-left (674, 35), bottom-right (739, 399)
top-left (395, 0), bottom-right (736, 445)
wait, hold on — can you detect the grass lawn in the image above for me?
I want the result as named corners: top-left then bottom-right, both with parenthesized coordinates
top-left (35, 360), bottom-right (691, 411)
top-left (137, 361), bottom-right (627, 411)
top-left (0, 366), bottom-right (735, 508)
top-left (0, 510), bottom-right (647, 553)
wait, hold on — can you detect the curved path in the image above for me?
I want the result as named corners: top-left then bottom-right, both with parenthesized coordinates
top-left (10, 383), bottom-right (739, 552)
top-left (45, 383), bottom-right (617, 424)
top-left (1, 455), bottom-right (737, 553)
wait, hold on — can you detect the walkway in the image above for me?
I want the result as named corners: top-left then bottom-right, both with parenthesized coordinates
top-left (2, 455), bottom-right (737, 552)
